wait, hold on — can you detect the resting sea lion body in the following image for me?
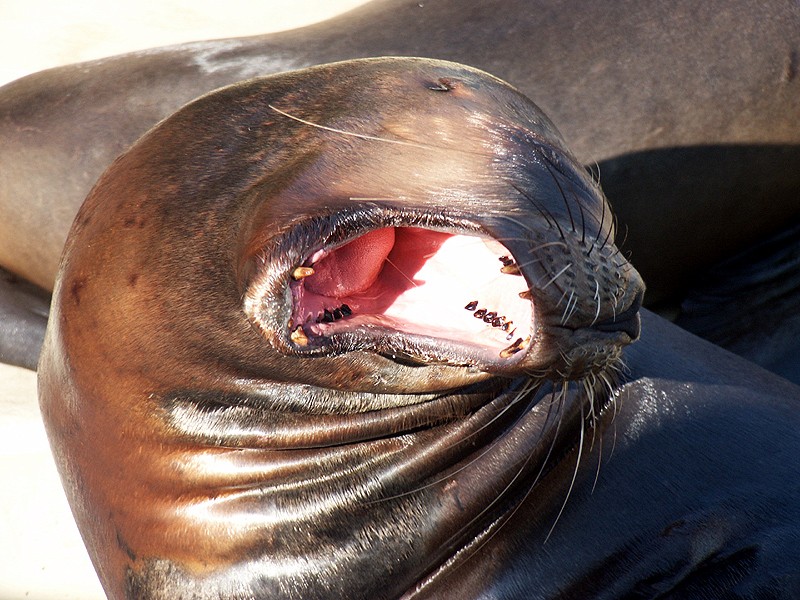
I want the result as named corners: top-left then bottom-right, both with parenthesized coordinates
top-left (38, 56), bottom-right (800, 599)
top-left (1, 0), bottom-right (799, 307)
top-left (413, 310), bottom-right (800, 599)
top-left (39, 57), bottom-right (646, 600)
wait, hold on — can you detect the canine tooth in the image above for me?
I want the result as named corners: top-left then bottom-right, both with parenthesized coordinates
top-left (465, 300), bottom-right (478, 311)
top-left (499, 337), bottom-right (525, 358)
top-left (500, 263), bottom-right (521, 275)
top-left (291, 326), bottom-right (309, 346)
top-left (292, 266), bottom-right (315, 280)
top-left (518, 290), bottom-right (532, 300)
top-left (474, 308), bottom-right (487, 319)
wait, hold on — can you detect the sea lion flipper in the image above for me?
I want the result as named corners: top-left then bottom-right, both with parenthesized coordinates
top-left (0, 266), bottom-right (49, 370)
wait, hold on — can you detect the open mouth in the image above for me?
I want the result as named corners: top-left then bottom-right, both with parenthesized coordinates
top-left (287, 226), bottom-right (534, 365)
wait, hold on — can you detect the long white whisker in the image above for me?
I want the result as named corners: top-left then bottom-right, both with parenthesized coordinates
top-left (562, 291), bottom-right (580, 325)
top-left (365, 382), bottom-right (540, 505)
top-left (590, 279), bottom-right (601, 326)
top-left (544, 382), bottom-right (584, 543)
top-left (269, 104), bottom-right (432, 149)
top-left (540, 263), bottom-right (572, 291)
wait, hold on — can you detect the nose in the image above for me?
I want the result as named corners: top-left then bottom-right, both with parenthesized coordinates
top-left (592, 291), bottom-right (643, 339)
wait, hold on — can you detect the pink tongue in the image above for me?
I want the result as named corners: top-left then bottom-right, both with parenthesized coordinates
top-left (305, 228), bottom-right (396, 297)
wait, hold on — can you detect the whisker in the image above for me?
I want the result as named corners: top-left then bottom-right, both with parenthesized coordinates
top-left (590, 279), bottom-right (602, 326)
top-left (422, 381), bottom-right (573, 577)
top-left (590, 420), bottom-right (604, 495)
top-left (510, 183), bottom-right (565, 240)
top-left (616, 219), bottom-right (628, 252)
top-left (540, 263), bottom-right (572, 291)
top-left (590, 190), bottom-right (609, 258)
top-left (269, 104), bottom-right (499, 161)
top-left (417, 383), bottom-right (567, 555)
top-left (553, 286), bottom-right (571, 309)
top-left (586, 375), bottom-right (598, 431)
top-left (575, 185), bottom-right (588, 246)
top-left (543, 381), bottom-right (583, 543)
top-left (559, 292), bottom-right (572, 325)
top-left (587, 159), bottom-right (602, 185)
top-left (562, 291), bottom-right (580, 326)
top-left (598, 207), bottom-right (616, 253)
top-left (269, 104), bottom-right (436, 150)
top-left (364, 382), bottom-right (541, 505)
top-left (560, 292), bottom-right (574, 324)
top-left (531, 146), bottom-right (576, 235)
top-left (383, 257), bottom-right (421, 288)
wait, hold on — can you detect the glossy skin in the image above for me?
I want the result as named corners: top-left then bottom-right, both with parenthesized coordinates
top-left (38, 58), bottom-right (644, 600)
top-left (1, 0), bottom-right (799, 306)
top-left (411, 310), bottom-right (800, 599)
top-left (26, 33), bottom-right (800, 600)
top-left (9, 1), bottom-right (800, 596)
top-left (0, 265), bottom-right (49, 370)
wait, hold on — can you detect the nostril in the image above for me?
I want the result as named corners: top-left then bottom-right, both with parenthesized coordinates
top-left (593, 290), bottom-right (643, 338)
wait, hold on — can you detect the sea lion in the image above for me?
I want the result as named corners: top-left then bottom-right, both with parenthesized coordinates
top-left (38, 57), bottom-right (645, 600)
top-left (411, 309), bottom-right (800, 599)
top-left (676, 221), bottom-right (800, 384)
top-left (1, 0), bottom-right (799, 307)
top-left (0, 265), bottom-right (49, 370)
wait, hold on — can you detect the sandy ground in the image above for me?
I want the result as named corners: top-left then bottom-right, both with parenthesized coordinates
top-left (0, 2), bottom-right (367, 598)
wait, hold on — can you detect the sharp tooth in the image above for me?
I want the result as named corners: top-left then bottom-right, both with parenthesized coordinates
top-left (340, 304), bottom-right (353, 316)
top-left (292, 266), bottom-right (315, 280)
top-left (332, 308), bottom-right (343, 320)
top-left (484, 311), bottom-right (497, 323)
top-left (500, 263), bottom-right (521, 275)
top-left (518, 290), bottom-right (532, 300)
top-left (322, 309), bottom-right (334, 323)
top-left (474, 308), bottom-right (487, 319)
top-left (465, 300), bottom-right (478, 311)
top-left (291, 326), bottom-right (309, 346)
top-left (491, 316), bottom-right (503, 327)
top-left (500, 337), bottom-right (525, 358)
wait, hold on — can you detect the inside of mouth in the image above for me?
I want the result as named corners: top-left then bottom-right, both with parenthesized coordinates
top-left (289, 227), bottom-right (533, 358)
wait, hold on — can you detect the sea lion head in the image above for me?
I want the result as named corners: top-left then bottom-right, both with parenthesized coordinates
top-left (38, 57), bottom-right (644, 600)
